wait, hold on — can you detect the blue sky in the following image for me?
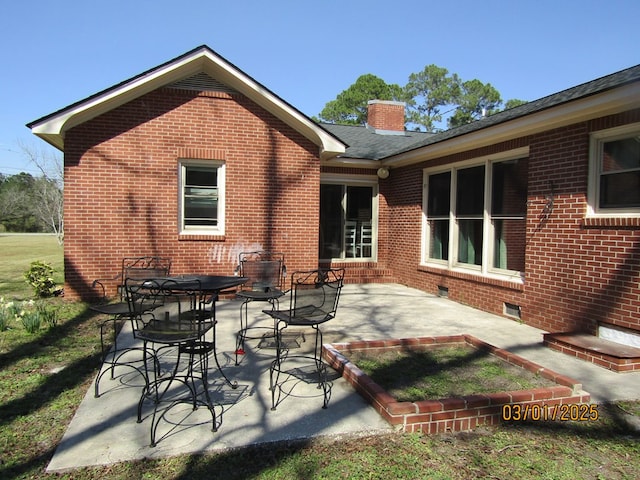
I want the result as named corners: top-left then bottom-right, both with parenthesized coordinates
top-left (1, 0), bottom-right (638, 175)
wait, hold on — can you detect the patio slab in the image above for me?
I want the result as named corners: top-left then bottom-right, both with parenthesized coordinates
top-left (47, 283), bottom-right (640, 472)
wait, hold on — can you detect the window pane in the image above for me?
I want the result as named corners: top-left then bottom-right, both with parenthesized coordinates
top-left (184, 165), bottom-right (218, 227)
top-left (492, 159), bottom-right (527, 216)
top-left (493, 218), bottom-right (526, 271)
top-left (428, 172), bottom-right (451, 216)
top-left (319, 184), bottom-right (343, 259)
top-left (600, 171), bottom-right (640, 208)
top-left (602, 138), bottom-right (640, 172)
top-left (186, 166), bottom-right (217, 186)
top-left (456, 166), bottom-right (485, 215)
top-left (346, 186), bottom-right (372, 222)
top-left (346, 186), bottom-right (373, 259)
top-left (458, 219), bottom-right (482, 266)
top-left (429, 219), bottom-right (449, 260)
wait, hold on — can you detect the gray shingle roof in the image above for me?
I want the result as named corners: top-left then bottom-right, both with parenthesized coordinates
top-left (320, 124), bottom-right (432, 160)
top-left (322, 63), bottom-right (640, 161)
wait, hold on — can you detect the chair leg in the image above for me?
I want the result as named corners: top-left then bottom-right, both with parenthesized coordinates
top-left (234, 298), bottom-right (250, 364)
top-left (269, 322), bottom-right (331, 411)
top-left (143, 341), bottom-right (217, 447)
top-left (235, 297), bottom-right (280, 365)
top-left (95, 315), bottom-right (147, 398)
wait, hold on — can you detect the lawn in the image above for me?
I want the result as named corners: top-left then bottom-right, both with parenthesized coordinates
top-left (0, 234), bottom-right (64, 299)
top-left (346, 344), bottom-right (557, 402)
top-left (0, 234), bottom-right (639, 479)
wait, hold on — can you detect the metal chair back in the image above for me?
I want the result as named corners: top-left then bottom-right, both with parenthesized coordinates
top-left (287, 268), bottom-right (345, 326)
top-left (238, 251), bottom-right (286, 293)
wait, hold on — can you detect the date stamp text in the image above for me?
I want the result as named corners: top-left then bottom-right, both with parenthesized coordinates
top-left (502, 403), bottom-right (599, 422)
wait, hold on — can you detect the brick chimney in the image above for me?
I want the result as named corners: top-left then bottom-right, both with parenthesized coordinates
top-left (367, 100), bottom-right (405, 133)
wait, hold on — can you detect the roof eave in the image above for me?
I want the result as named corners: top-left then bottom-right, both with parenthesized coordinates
top-left (383, 82), bottom-right (640, 167)
top-left (28, 47), bottom-right (346, 158)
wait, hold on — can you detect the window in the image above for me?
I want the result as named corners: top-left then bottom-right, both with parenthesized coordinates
top-left (179, 161), bottom-right (225, 234)
top-left (589, 123), bottom-right (640, 215)
top-left (427, 172), bottom-right (450, 261)
top-left (423, 154), bottom-right (528, 277)
top-left (319, 180), bottom-right (377, 260)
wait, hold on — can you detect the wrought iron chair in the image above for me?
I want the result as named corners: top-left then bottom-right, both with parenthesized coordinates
top-left (90, 256), bottom-right (171, 397)
top-left (126, 277), bottom-right (217, 447)
top-left (234, 251), bottom-right (287, 364)
top-left (264, 268), bottom-right (345, 411)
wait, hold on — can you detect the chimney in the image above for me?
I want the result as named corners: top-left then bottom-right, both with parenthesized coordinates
top-left (367, 100), bottom-right (405, 134)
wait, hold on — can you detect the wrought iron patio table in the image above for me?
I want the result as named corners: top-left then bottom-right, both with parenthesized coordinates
top-left (155, 275), bottom-right (248, 388)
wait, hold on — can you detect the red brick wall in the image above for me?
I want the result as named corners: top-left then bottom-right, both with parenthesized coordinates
top-left (524, 111), bottom-right (640, 335)
top-left (64, 88), bottom-right (320, 300)
top-left (367, 101), bottom-right (405, 131)
top-left (387, 111), bottom-right (640, 335)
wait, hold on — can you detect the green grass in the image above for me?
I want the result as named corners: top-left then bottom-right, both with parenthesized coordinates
top-left (0, 234), bottom-right (639, 479)
top-left (348, 345), bottom-right (557, 402)
top-left (0, 234), bottom-right (64, 300)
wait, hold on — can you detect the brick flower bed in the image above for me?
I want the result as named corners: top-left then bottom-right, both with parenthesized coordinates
top-left (323, 334), bottom-right (591, 434)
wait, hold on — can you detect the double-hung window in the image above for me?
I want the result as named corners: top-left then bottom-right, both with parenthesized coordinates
top-left (179, 160), bottom-right (225, 234)
top-left (423, 153), bottom-right (528, 278)
top-left (588, 123), bottom-right (640, 216)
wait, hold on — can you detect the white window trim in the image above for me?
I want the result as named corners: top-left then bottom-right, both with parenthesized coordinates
top-left (178, 159), bottom-right (225, 235)
top-left (320, 173), bottom-right (379, 262)
top-left (421, 148), bottom-right (528, 283)
top-left (587, 122), bottom-right (640, 218)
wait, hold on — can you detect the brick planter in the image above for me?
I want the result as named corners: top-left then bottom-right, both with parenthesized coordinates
top-left (323, 334), bottom-right (591, 434)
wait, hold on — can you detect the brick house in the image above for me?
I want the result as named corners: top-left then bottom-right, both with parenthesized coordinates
top-left (28, 46), bottom-right (640, 355)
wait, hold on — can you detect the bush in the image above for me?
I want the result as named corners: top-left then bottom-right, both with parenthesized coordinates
top-left (24, 261), bottom-right (57, 298)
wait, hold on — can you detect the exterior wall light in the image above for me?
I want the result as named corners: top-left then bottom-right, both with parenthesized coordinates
top-left (377, 167), bottom-right (390, 179)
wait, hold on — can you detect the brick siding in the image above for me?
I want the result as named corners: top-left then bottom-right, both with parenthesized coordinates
top-left (64, 87), bottom-right (320, 300)
top-left (387, 109), bottom-right (640, 336)
top-left (62, 81), bottom-right (640, 341)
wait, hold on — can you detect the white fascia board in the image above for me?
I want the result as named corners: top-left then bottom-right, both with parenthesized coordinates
top-left (198, 54), bottom-right (345, 159)
top-left (30, 48), bottom-right (346, 158)
top-left (29, 55), bottom-right (204, 151)
top-left (385, 83), bottom-right (640, 168)
top-left (321, 157), bottom-right (380, 168)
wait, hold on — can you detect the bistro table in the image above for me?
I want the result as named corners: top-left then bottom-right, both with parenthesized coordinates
top-left (156, 275), bottom-right (248, 388)
top-left (129, 274), bottom-right (247, 446)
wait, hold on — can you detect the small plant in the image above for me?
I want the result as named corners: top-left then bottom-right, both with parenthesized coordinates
top-left (0, 297), bottom-right (14, 331)
top-left (36, 301), bottom-right (59, 328)
top-left (20, 310), bottom-right (42, 333)
top-left (13, 299), bottom-right (40, 334)
top-left (24, 260), bottom-right (58, 298)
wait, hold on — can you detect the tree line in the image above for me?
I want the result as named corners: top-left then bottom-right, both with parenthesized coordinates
top-left (0, 144), bottom-right (63, 243)
top-left (315, 65), bottom-right (527, 132)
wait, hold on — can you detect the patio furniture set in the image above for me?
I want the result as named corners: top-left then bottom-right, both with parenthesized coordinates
top-left (90, 254), bottom-right (345, 447)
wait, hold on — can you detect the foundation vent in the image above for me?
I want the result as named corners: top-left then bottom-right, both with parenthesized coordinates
top-left (437, 285), bottom-right (449, 298)
top-left (504, 302), bottom-right (521, 320)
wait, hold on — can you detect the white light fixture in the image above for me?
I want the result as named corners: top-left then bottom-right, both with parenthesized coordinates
top-left (377, 167), bottom-right (390, 179)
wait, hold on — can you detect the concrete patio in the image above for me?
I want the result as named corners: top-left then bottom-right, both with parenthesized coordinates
top-left (47, 283), bottom-right (640, 472)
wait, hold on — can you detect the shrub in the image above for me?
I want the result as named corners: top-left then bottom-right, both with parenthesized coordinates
top-left (24, 261), bottom-right (57, 298)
